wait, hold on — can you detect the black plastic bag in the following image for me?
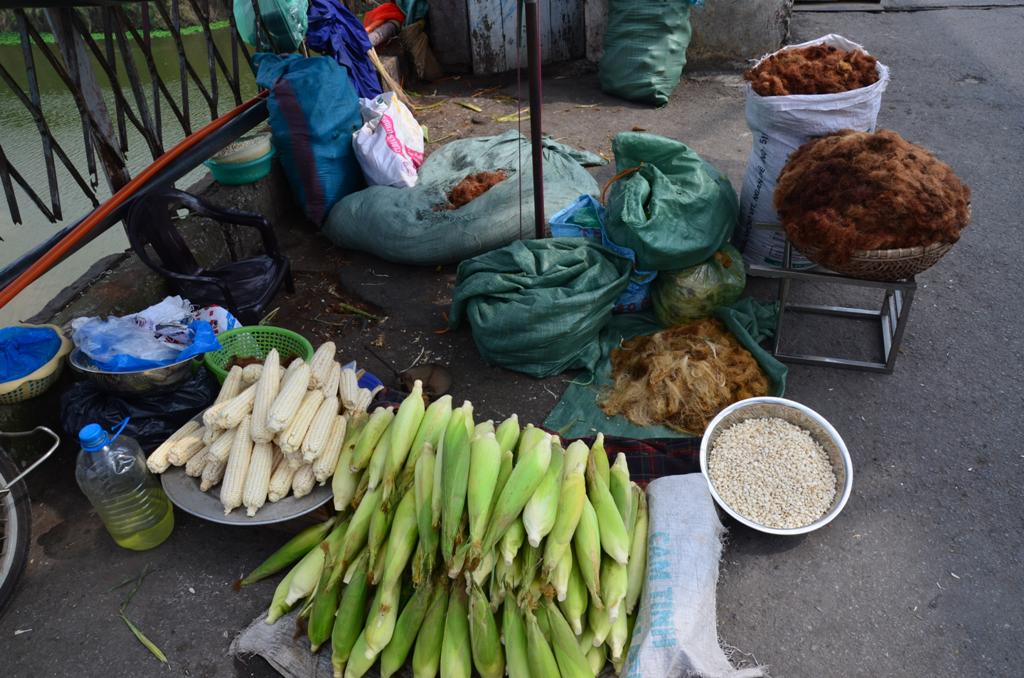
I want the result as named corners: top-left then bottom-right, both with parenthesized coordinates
top-left (60, 369), bottom-right (216, 451)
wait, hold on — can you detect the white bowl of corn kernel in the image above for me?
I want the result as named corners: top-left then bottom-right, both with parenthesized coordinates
top-left (699, 397), bottom-right (853, 536)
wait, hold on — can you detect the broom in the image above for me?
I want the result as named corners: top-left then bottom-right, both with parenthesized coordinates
top-left (368, 46), bottom-right (412, 107)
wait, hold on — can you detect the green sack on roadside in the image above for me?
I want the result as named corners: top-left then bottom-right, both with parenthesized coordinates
top-left (599, 0), bottom-right (691, 106)
top-left (324, 132), bottom-right (605, 266)
top-left (604, 132), bottom-right (739, 272)
top-left (449, 239), bottom-right (633, 379)
top-left (651, 244), bottom-right (746, 326)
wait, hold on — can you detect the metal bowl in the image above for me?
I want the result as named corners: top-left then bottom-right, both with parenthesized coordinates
top-left (68, 348), bottom-right (197, 394)
top-left (699, 396), bottom-right (853, 536)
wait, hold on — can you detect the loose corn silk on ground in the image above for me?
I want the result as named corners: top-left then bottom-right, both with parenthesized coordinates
top-left (707, 417), bottom-right (837, 529)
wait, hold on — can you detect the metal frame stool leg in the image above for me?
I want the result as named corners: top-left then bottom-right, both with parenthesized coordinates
top-left (748, 238), bottom-right (917, 374)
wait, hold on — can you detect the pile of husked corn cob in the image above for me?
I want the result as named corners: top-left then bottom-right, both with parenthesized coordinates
top-left (147, 342), bottom-right (383, 516)
top-left (238, 386), bottom-right (649, 678)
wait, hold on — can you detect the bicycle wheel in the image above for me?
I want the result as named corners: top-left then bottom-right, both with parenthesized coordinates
top-left (0, 449), bottom-right (31, 614)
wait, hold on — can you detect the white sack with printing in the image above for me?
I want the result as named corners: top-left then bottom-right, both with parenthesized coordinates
top-left (620, 473), bottom-right (764, 678)
top-left (735, 34), bottom-right (889, 269)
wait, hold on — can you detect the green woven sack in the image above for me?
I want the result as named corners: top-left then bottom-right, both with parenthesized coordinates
top-left (599, 0), bottom-right (691, 106)
top-left (604, 132), bottom-right (739, 272)
top-left (449, 239), bottom-right (632, 379)
top-left (324, 132), bottom-right (605, 266)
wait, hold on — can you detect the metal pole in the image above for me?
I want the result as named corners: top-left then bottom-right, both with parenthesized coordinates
top-left (524, 0), bottom-right (545, 239)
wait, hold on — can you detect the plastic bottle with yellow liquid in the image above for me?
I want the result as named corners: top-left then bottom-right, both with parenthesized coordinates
top-left (76, 420), bottom-right (174, 550)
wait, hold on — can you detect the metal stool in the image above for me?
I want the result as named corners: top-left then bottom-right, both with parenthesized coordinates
top-left (747, 232), bottom-right (915, 374)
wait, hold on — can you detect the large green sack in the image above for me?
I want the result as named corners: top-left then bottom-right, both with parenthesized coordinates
top-left (604, 132), bottom-right (739, 272)
top-left (599, 0), bottom-right (691, 106)
top-left (449, 239), bottom-right (632, 379)
top-left (323, 132), bottom-right (605, 266)
top-left (543, 300), bottom-right (788, 439)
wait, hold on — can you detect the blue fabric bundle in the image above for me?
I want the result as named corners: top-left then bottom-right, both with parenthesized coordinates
top-left (254, 53), bottom-right (365, 226)
top-left (0, 326), bottom-right (61, 383)
top-left (305, 0), bottom-right (382, 99)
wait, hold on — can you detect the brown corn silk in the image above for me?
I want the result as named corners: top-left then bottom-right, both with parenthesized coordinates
top-left (744, 44), bottom-right (879, 97)
top-left (774, 129), bottom-right (971, 266)
top-left (600, 319), bottom-right (769, 435)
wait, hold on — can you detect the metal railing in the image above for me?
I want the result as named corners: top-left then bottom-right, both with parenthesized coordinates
top-left (0, 0), bottom-right (255, 225)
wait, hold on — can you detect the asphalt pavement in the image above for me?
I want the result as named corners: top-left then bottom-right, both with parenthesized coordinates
top-left (1, 4), bottom-right (1022, 677)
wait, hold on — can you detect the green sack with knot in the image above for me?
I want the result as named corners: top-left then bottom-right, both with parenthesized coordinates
top-left (604, 132), bottom-right (739, 272)
top-left (651, 244), bottom-right (747, 327)
top-left (449, 239), bottom-right (632, 379)
top-left (598, 0), bottom-right (691, 106)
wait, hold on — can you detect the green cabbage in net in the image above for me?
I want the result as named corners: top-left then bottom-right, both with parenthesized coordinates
top-left (651, 245), bottom-right (746, 327)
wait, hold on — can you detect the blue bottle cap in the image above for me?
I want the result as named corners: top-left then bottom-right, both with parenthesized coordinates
top-left (79, 423), bottom-right (110, 452)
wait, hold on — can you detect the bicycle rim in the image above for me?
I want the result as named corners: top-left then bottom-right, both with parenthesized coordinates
top-left (0, 483), bottom-right (19, 595)
top-left (0, 455), bottom-right (27, 613)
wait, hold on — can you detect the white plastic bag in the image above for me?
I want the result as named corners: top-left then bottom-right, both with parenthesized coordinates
top-left (622, 474), bottom-right (764, 678)
top-left (735, 34), bottom-right (890, 268)
top-left (352, 92), bottom-right (424, 188)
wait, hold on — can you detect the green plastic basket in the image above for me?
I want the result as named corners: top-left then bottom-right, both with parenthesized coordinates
top-left (204, 326), bottom-right (314, 384)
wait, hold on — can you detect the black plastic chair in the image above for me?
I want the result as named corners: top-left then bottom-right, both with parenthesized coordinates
top-left (125, 188), bottom-right (294, 324)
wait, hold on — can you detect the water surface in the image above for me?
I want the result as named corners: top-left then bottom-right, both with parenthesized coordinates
top-left (0, 27), bottom-right (256, 323)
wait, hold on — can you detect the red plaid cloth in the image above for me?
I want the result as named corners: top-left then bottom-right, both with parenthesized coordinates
top-left (561, 435), bottom-right (701, 487)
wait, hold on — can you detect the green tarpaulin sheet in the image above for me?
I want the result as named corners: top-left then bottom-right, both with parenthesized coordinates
top-left (543, 299), bottom-right (788, 439)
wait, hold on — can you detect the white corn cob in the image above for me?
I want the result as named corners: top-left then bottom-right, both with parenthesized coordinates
top-left (208, 427), bottom-right (237, 463)
top-left (214, 365), bottom-right (245, 405)
top-left (302, 396), bottom-right (339, 463)
top-left (314, 415), bottom-right (348, 484)
top-left (250, 349), bottom-right (282, 443)
top-left (267, 362), bottom-right (311, 433)
top-left (220, 415), bottom-right (254, 514)
top-left (202, 424), bottom-right (221, 445)
top-left (352, 388), bottom-right (369, 414)
top-left (200, 456), bottom-right (227, 491)
top-left (339, 368), bottom-right (359, 410)
top-left (242, 441), bottom-right (275, 516)
top-left (203, 367), bottom-right (245, 427)
top-left (354, 385), bottom-right (381, 414)
top-left (283, 355), bottom-right (304, 377)
top-left (291, 464), bottom-right (316, 498)
top-left (185, 448), bottom-right (210, 477)
top-left (279, 389), bottom-right (324, 454)
top-left (168, 426), bottom-right (206, 466)
top-left (321, 361), bottom-right (342, 400)
top-left (203, 403), bottom-right (225, 428)
top-left (268, 456), bottom-right (298, 502)
top-left (308, 342), bottom-right (336, 390)
top-left (215, 383), bottom-right (258, 429)
top-left (242, 363), bottom-right (263, 384)
top-left (146, 420), bottom-right (200, 473)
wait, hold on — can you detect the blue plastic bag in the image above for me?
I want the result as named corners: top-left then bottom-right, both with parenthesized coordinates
top-left (549, 195), bottom-right (658, 313)
top-left (0, 326), bottom-right (61, 382)
top-left (73, 320), bottom-right (220, 373)
top-left (254, 54), bottom-right (365, 226)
